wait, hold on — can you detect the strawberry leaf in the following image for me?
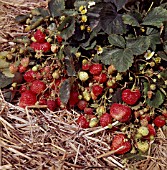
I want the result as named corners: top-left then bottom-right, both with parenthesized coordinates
top-left (48, 0), bottom-right (65, 17)
top-left (146, 90), bottom-right (165, 108)
top-left (126, 36), bottom-right (150, 55)
top-left (59, 79), bottom-right (71, 105)
top-left (122, 14), bottom-right (140, 27)
top-left (157, 51), bottom-right (167, 61)
top-left (142, 7), bottom-right (167, 28)
top-left (0, 72), bottom-right (13, 88)
top-left (108, 34), bottom-right (125, 48)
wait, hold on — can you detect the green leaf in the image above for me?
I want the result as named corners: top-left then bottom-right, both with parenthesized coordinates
top-left (108, 34), bottom-right (125, 48)
top-left (142, 7), bottom-right (167, 28)
top-left (31, 8), bottom-right (50, 17)
top-left (59, 17), bottom-right (75, 40)
top-left (101, 48), bottom-right (134, 72)
top-left (74, 0), bottom-right (87, 9)
top-left (0, 59), bottom-right (9, 69)
top-left (0, 72), bottom-right (13, 88)
top-left (126, 36), bottom-right (150, 55)
top-left (146, 90), bottom-right (165, 108)
top-left (2, 68), bottom-right (14, 78)
top-left (160, 69), bottom-right (167, 80)
top-left (104, 0), bottom-right (129, 11)
top-left (146, 28), bottom-right (161, 51)
top-left (48, 0), bottom-right (65, 17)
top-left (100, 48), bottom-right (120, 65)
top-left (0, 51), bottom-right (9, 59)
top-left (111, 48), bottom-right (134, 72)
top-left (59, 79), bottom-right (71, 105)
top-left (122, 14), bottom-right (140, 27)
top-left (15, 15), bottom-right (29, 23)
top-left (157, 51), bottom-right (167, 61)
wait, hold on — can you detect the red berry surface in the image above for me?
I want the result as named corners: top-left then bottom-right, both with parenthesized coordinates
top-left (77, 115), bottom-right (89, 128)
top-left (154, 115), bottom-right (166, 127)
top-left (56, 35), bottom-right (63, 43)
top-left (24, 70), bottom-right (36, 82)
top-left (110, 103), bottom-right (131, 122)
top-left (92, 84), bottom-right (103, 96)
top-left (19, 90), bottom-right (37, 108)
top-left (34, 29), bottom-right (46, 43)
top-left (100, 113), bottom-right (112, 127)
top-left (40, 42), bottom-right (51, 52)
top-left (19, 65), bottom-right (27, 73)
top-left (122, 89), bottom-right (141, 105)
top-left (111, 134), bottom-right (131, 154)
top-left (77, 100), bottom-right (88, 110)
top-left (93, 73), bottom-right (107, 83)
top-left (84, 107), bottom-right (93, 115)
top-left (47, 99), bottom-right (57, 111)
top-left (68, 91), bottom-right (79, 106)
top-left (89, 63), bottom-right (103, 75)
top-left (30, 80), bottom-right (46, 94)
top-left (82, 63), bottom-right (90, 71)
top-left (19, 84), bottom-right (28, 93)
top-left (144, 124), bottom-right (156, 140)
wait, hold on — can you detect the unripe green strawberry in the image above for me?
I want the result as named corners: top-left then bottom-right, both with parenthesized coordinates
top-left (138, 126), bottom-right (149, 136)
top-left (52, 70), bottom-right (60, 79)
top-left (137, 141), bottom-right (149, 153)
top-left (89, 117), bottom-right (99, 127)
top-left (83, 90), bottom-right (91, 101)
top-left (78, 71), bottom-right (89, 82)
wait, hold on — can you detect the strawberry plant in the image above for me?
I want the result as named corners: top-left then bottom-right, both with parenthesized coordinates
top-left (0, 0), bottom-right (167, 167)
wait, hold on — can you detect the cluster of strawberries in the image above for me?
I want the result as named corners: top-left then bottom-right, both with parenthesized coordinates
top-left (14, 29), bottom-right (167, 155)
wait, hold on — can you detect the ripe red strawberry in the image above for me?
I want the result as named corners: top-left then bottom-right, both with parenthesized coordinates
top-left (93, 73), bottom-right (107, 83)
top-left (77, 100), bottom-right (88, 110)
top-left (30, 42), bottom-right (51, 52)
top-left (24, 70), bottom-right (36, 82)
top-left (84, 107), bottom-right (93, 115)
top-left (39, 98), bottom-right (47, 105)
top-left (40, 42), bottom-right (51, 52)
top-left (82, 63), bottom-right (91, 71)
top-left (19, 65), bottom-right (27, 73)
top-left (56, 35), bottom-right (63, 43)
top-left (19, 90), bottom-right (37, 108)
top-left (19, 84), bottom-right (28, 93)
top-left (30, 80), bottom-right (46, 94)
top-left (111, 134), bottom-right (131, 154)
top-left (100, 113), bottom-right (112, 127)
top-left (47, 99), bottom-right (57, 111)
top-left (92, 84), bottom-right (103, 96)
top-left (77, 115), bottom-right (89, 128)
top-left (110, 103), bottom-right (131, 122)
top-left (68, 91), bottom-right (79, 106)
top-left (34, 29), bottom-right (46, 43)
top-left (154, 115), bottom-right (166, 127)
top-left (89, 63), bottom-right (102, 75)
top-left (122, 89), bottom-right (141, 105)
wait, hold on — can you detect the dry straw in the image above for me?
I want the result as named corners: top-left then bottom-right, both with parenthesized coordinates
top-left (0, 1), bottom-right (167, 169)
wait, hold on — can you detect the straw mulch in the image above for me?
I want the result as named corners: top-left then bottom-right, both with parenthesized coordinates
top-left (0, 1), bottom-right (167, 169)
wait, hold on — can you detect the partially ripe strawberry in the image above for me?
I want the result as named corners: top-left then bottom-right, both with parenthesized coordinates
top-left (144, 124), bottom-right (156, 140)
top-left (110, 103), bottom-right (131, 122)
top-left (93, 73), bottom-right (107, 83)
top-left (92, 84), bottom-right (103, 96)
top-left (111, 134), bottom-right (131, 154)
top-left (154, 115), bottom-right (166, 127)
top-left (77, 115), bottom-right (89, 128)
top-left (34, 29), bottom-right (46, 43)
top-left (100, 113), bottom-right (112, 127)
top-left (9, 64), bottom-right (18, 74)
top-left (77, 100), bottom-right (88, 110)
top-left (122, 89), bottom-right (141, 105)
top-left (69, 91), bottom-right (79, 106)
top-left (89, 63), bottom-right (102, 75)
top-left (24, 70), bottom-right (36, 82)
top-left (84, 107), bottom-right (93, 115)
top-left (47, 99), bottom-right (57, 111)
top-left (19, 90), bottom-right (37, 108)
top-left (20, 57), bottom-right (30, 67)
top-left (30, 80), bottom-right (46, 94)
